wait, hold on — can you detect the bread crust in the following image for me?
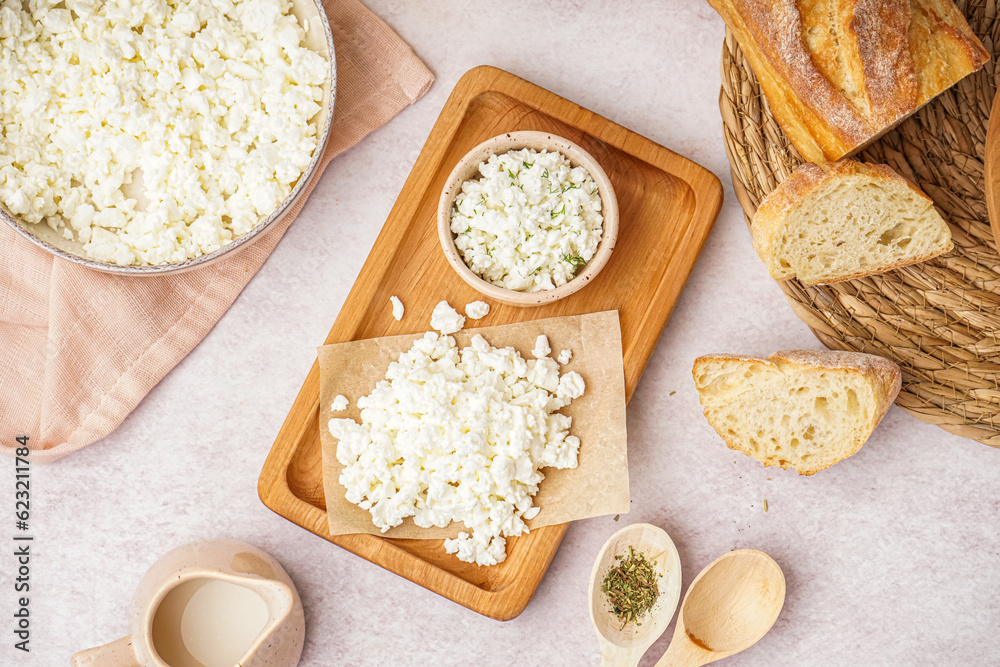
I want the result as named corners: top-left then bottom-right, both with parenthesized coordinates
top-left (707, 0), bottom-right (989, 163)
top-left (692, 350), bottom-right (902, 475)
top-left (751, 159), bottom-right (954, 284)
top-left (852, 0), bottom-right (919, 126)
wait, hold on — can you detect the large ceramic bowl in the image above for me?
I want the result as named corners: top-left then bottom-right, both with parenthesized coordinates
top-left (1, 0), bottom-right (337, 276)
top-left (438, 131), bottom-right (618, 307)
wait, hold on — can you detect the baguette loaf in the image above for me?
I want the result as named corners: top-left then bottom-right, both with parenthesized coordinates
top-left (752, 159), bottom-right (953, 284)
top-left (692, 350), bottom-right (901, 475)
top-left (707, 0), bottom-right (989, 163)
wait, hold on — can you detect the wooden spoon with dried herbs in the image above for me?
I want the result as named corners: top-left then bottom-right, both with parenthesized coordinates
top-left (588, 523), bottom-right (683, 667)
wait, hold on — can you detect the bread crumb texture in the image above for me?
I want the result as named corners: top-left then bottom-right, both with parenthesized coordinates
top-left (753, 161), bottom-right (953, 285)
top-left (692, 350), bottom-right (901, 475)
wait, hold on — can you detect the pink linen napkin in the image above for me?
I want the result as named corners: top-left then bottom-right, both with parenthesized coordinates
top-left (0, 0), bottom-right (434, 463)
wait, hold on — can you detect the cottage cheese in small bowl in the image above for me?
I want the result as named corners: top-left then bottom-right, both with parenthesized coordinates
top-left (438, 132), bottom-right (618, 306)
top-left (451, 147), bottom-right (603, 292)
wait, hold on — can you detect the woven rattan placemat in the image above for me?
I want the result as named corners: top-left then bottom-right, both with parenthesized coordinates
top-left (719, 0), bottom-right (1000, 447)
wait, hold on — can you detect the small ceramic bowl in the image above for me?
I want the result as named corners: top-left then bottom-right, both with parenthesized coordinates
top-left (437, 131), bottom-right (618, 307)
top-left (1, 0), bottom-right (336, 276)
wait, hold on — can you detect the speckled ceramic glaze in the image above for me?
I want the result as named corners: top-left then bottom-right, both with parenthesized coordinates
top-left (71, 539), bottom-right (305, 667)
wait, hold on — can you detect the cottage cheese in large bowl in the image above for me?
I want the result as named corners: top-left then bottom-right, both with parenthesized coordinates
top-left (0, 0), bottom-right (336, 273)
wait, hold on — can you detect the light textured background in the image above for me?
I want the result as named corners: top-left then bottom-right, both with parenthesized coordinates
top-left (3, 1), bottom-right (999, 665)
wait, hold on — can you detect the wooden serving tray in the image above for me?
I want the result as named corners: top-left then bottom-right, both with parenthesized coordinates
top-left (258, 65), bottom-right (723, 620)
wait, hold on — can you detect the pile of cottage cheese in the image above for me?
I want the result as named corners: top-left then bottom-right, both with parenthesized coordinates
top-left (450, 147), bottom-right (603, 292)
top-left (0, 0), bottom-right (329, 265)
top-left (329, 305), bottom-right (585, 566)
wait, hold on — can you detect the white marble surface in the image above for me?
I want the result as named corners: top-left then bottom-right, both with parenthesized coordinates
top-left (5, 1), bottom-right (1000, 665)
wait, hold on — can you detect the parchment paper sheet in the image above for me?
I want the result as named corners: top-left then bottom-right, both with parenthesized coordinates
top-left (317, 310), bottom-right (630, 539)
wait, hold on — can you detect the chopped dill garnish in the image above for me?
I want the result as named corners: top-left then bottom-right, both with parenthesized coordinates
top-left (563, 254), bottom-right (586, 268)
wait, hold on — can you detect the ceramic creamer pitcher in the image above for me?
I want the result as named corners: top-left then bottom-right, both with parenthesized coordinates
top-left (72, 539), bottom-right (305, 667)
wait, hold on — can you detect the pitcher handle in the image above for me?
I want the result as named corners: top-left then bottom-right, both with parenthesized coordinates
top-left (71, 636), bottom-right (140, 667)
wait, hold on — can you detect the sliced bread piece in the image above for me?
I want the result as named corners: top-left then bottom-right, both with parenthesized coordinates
top-left (692, 350), bottom-right (901, 475)
top-left (752, 160), bottom-right (953, 285)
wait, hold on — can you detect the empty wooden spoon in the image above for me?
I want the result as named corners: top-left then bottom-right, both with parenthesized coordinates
top-left (986, 88), bottom-right (1000, 249)
top-left (654, 549), bottom-right (785, 666)
top-left (589, 523), bottom-right (683, 667)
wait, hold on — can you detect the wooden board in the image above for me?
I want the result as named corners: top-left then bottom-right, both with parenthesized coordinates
top-left (258, 65), bottom-right (723, 620)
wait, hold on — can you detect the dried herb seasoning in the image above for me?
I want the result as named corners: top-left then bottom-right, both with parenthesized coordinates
top-left (601, 546), bottom-right (660, 628)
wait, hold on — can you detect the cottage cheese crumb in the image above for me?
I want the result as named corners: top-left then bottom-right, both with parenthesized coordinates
top-left (390, 296), bottom-right (405, 321)
top-left (430, 300), bottom-right (465, 334)
top-left (331, 395), bottom-right (349, 412)
top-left (0, 0), bottom-right (329, 266)
top-left (465, 300), bottom-right (490, 319)
top-left (557, 349), bottom-right (573, 365)
top-left (450, 147), bottom-right (603, 292)
top-left (328, 331), bottom-right (585, 566)
top-left (532, 335), bottom-right (551, 359)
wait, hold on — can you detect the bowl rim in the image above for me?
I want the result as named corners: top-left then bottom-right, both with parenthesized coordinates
top-left (1, 0), bottom-right (338, 276)
top-left (437, 130), bottom-right (619, 307)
